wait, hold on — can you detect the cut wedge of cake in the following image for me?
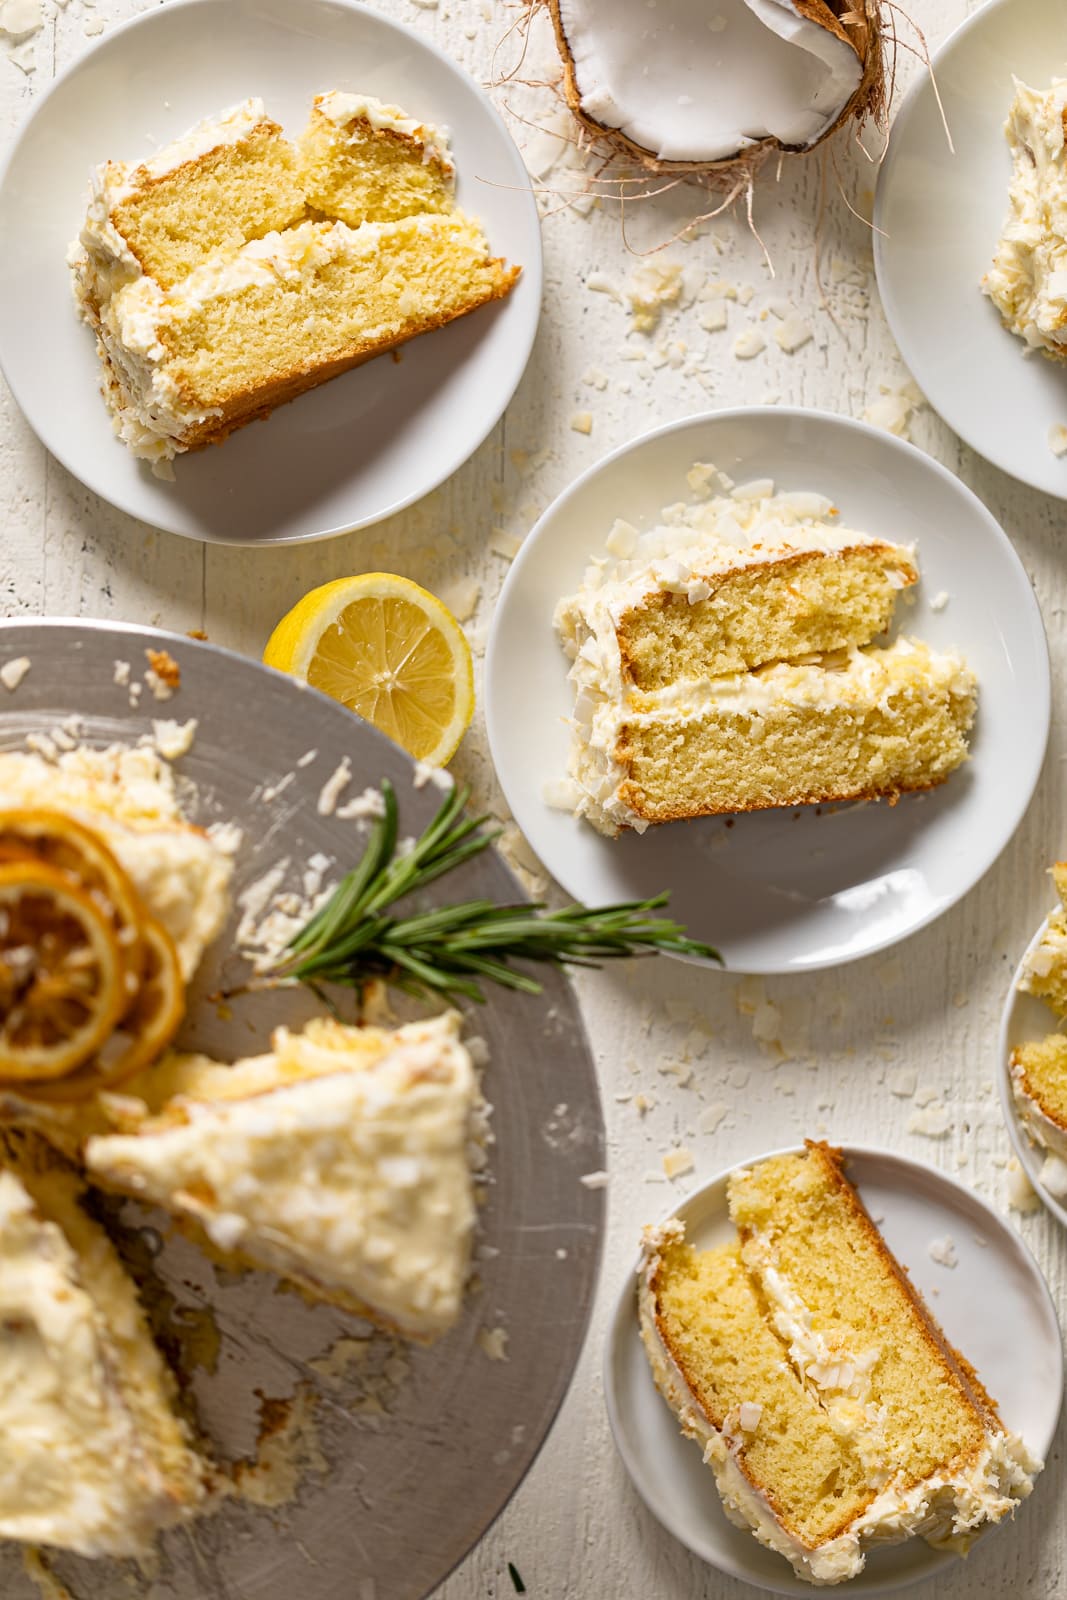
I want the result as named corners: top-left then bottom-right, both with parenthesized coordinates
top-left (639, 1142), bottom-right (1037, 1585)
top-left (568, 637), bottom-right (976, 834)
top-left (555, 481), bottom-right (974, 836)
top-left (94, 212), bottom-right (518, 460)
top-left (0, 1132), bottom-right (205, 1557)
top-left (1010, 1036), bottom-right (1067, 1198)
top-left (85, 1013), bottom-right (486, 1342)
top-left (298, 90), bottom-right (455, 226)
top-left (1018, 862), bottom-right (1067, 1015)
top-left (983, 79), bottom-right (1067, 360)
top-left (70, 90), bottom-right (521, 461)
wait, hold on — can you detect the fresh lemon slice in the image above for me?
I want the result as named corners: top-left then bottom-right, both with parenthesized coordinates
top-left (264, 574), bottom-right (474, 766)
top-left (0, 861), bottom-right (127, 1081)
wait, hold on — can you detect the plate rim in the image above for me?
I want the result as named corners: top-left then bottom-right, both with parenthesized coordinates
top-left (997, 910), bottom-right (1067, 1228)
top-left (484, 403), bottom-right (1051, 975)
top-left (603, 1138), bottom-right (1064, 1598)
top-left (0, 612), bottom-right (607, 1600)
top-left (870, 0), bottom-right (1067, 500)
top-left (0, 0), bottom-right (544, 547)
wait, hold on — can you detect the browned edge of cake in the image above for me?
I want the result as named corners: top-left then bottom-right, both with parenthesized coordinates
top-left (643, 1235), bottom-right (866, 1549)
top-left (613, 766), bottom-right (943, 826)
top-left (153, 262), bottom-right (520, 453)
top-left (764, 1141), bottom-right (1009, 1447)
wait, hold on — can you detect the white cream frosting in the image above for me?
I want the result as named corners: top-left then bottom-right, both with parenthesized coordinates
top-left (86, 1012), bottom-right (486, 1341)
top-left (0, 1165), bottom-right (201, 1556)
top-left (637, 1219), bottom-right (1038, 1586)
top-left (0, 745), bottom-right (232, 980)
top-left (984, 78), bottom-right (1067, 356)
top-left (313, 90), bottom-right (453, 171)
top-left (1020, 911), bottom-right (1067, 988)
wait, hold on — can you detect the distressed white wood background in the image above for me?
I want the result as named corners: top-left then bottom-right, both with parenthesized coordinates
top-left (3, 0), bottom-right (1066, 1596)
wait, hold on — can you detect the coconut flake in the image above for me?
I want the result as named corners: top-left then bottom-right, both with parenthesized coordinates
top-left (553, 0), bottom-right (863, 164)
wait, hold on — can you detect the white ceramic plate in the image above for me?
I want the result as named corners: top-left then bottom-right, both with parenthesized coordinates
top-left (999, 912), bottom-right (1067, 1227)
top-left (604, 1144), bottom-right (1063, 1597)
top-left (0, 0), bottom-right (541, 545)
top-left (873, 0), bottom-right (1067, 498)
top-left (484, 408), bottom-right (1050, 975)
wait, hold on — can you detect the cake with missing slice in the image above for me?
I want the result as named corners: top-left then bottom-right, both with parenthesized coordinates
top-left (638, 1142), bottom-right (1037, 1585)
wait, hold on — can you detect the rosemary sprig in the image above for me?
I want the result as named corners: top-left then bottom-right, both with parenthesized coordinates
top-left (271, 779), bottom-right (720, 1002)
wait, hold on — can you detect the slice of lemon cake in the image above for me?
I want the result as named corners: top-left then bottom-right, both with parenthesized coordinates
top-left (555, 480), bottom-right (974, 835)
top-left (983, 79), bottom-right (1067, 360)
top-left (569, 637), bottom-right (975, 834)
top-left (1018, 862), bottom-right (1067, 1015)
top-left (0, 1132), bottom-right (205, 1557)
top-left (639, 1225), bottom-right (876, 1584)
top-left (70, 91), bottom-right (521, 461)
top-left (1010, 1036), bottom-right (1067, 1198)
top-left (639, 1142), bottom-right (1036, 1585)
top-left (94, 212), bottom-right (517, 461)
top-left (85, 1013), bottom-right (486, 1342)
top-left (298, 91), bottom-right (455, 226)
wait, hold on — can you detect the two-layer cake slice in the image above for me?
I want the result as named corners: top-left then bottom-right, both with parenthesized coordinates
top-left (556, 498), bottom-right (976, 836)
top-left (70, 91), bottom-right (520, 461)
top-left (1009, 862), bottom-right (1067, 1192)
top-left (639, 1143), bottom-right (1036, 1585)
top-left (0, 1132), bottom-right (205, 1557)
top-left (85, 1012), bottom-right (486, 1342)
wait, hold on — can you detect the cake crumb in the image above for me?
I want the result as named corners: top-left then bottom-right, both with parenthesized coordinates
top-left (927, 1235), bottom-right (958, 1268)
top-left (733, 328), bottom-right (766, 360)
top-left (579, 1170), bottom-right (608, 1190)
top-left (1049, 423), bottom-right (1067, 457)
top-left (698, 1101), bottom-right (728, 1135)
top-left (570, 411), bottom-right (593, 435)
top-left (698, 304), bottom-right (728, 333)
top-left (335, 785), bottom-right (386, 821)
top-left (663, 1147), bottom-right (694, 1180)
top-left (887, 1066), bottom-right (918, 1098)
top-left (113, 659), bottom-right (131, 686)
top-left (478, 1326), bottom-right (510, 1362)
top-left (0, 656), bottom-right (30, 692)
top-left (413, 761), bottom-right (454, 792)
top-left (773, 314), bottom-right (813, 354)
top-left (439, 577), bottom-right (480, 623)
top-left (145, 647), bottom-right (180, 690)
top-left (907, 1102), bottom-right (951, 1138)
top-left (151, 718), bottom-right (197, 759)
top-left (929, 590), bottom-right (950, 612)
top-left (489, 528), bottom-right (523, 561)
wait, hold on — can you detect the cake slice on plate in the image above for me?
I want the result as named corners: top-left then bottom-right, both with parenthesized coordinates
top-left (1018, 862), bottom-right (1067, 1015)
top-left (1010, 1036), bottom-right (1067, 1198)
top-left (555, 486), bottom-right (975, 836)
top-left (85, 1012), bottom-right (486, 1342)
top-left (638, 1142), bottom-right (1036, 1585)
top-left (0, 1132), bottom-right (205, 1557)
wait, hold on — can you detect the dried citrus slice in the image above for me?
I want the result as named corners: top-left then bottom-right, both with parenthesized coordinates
top-left (18, 916), bottom-right (185, 1104)
top-left (263, 574), bottom-right (474, 765)
top-left (0, 808), bottom-right (145, 996)
top-left (0, 861), bottom-right (127, 1081)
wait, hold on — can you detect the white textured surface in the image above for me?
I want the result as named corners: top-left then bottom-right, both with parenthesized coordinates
top-left (2, 1), bottom-right (1066, 1596)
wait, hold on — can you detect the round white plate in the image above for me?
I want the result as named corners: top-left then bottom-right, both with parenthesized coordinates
top-left (999, 912), bottom-right (1067, 1226)
top-left (484, 408), bottom-right (1050, 975)
top-left (604, 1144), bottom-right (1063, 1597)
top-left (873, 0), bottom-right (1067, 498)
top-left (0, 0), bottom-right (541, 545)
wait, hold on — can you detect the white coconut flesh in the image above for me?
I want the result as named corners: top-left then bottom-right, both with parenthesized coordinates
top-left (555, 0), bottom-right (864, 163)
